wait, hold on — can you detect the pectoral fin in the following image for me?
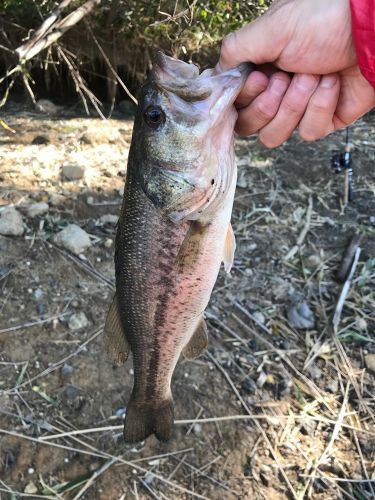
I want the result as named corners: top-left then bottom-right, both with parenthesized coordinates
top-left (176, 221), bottom-right (208, 273)
top-left (104, 293), bottom-right (130, 365)
top-left (182, 318), bottom-right (208, 359)
top-left (223, 223), bottom-right (236, 273)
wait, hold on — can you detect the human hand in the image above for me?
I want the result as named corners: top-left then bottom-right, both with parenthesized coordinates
top-left (217, 0), bottom-right (375, 147)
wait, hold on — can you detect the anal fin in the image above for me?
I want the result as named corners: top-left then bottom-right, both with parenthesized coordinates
top-left (223, 223), bottom-right (236, 273)
top-left (104, 293), bottom-right (130, 365)
top-left (182, 318), bottom-right (208, 359)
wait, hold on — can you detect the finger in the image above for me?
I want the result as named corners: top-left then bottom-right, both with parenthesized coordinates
top-left (236, 71), bottom-right (269, 109)
top-left (235, 72), bottom-right (291, 136)
top-left (298, 74), bottom-right (340, 141)
top-left (333, 65), bottom-right (375, 128)
top-left (217, 14), bottom-right (287, 71)
top-left (259, 73), bottom-right (320, 148)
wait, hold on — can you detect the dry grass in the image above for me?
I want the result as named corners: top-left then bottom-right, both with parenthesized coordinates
top-left (0, 104), bottom-right (374, 498)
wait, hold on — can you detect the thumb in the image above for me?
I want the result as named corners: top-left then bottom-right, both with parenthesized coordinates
top-left (217, 11), bottom-right (289, 71)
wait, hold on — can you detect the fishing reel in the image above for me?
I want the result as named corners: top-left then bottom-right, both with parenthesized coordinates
top-left (330, 127), bottom-right (353, 204)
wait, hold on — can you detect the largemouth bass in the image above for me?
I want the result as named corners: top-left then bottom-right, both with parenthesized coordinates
top-left (104, 52), bottom-right (250, 443)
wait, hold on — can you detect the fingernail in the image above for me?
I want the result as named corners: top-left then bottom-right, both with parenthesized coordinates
top-left (294, 74), bottom-right (317, 91)
top-left (320, 75), bottom-right (338, 89)
top-left (269, 77), bottom-right (287, 96)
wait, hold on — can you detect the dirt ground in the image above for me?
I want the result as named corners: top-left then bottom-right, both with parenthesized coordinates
top-left (0, 103), bottom-right (374, 500)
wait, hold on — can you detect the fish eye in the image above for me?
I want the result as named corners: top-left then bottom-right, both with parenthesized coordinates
top-left (143, 105), bottom-right (165, 129)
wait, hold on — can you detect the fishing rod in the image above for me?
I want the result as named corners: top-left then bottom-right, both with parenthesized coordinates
top-left (331, 127), bottom-right (353, 205)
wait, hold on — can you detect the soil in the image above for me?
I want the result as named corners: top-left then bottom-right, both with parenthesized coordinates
top-left (0, 103), bottom-right (374, 500)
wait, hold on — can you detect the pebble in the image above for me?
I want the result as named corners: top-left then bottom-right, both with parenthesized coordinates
top-left (193, 423), bottom-right (202, 434)
top-left (26, 202), bottom-right (49, 218)
top-left (0, 206), bottom-right (24, 236)
top-left (36, 99), bottom-right (61, 115)
top-left (241, 378), bottom-right (257, 395)
top-left (53, 224), bottom-right (91, 255)
top-left (104, 238), bottom-right (113, 248)
top-left (24, 482), bottom-right (38, 494)
top-left (49, 192), bottom-right (65, 206)
top-left (68, 312), bottom-right (89, 331)
top-left (61, 363), bottom-right (74, 378)
top-left (34, 288), bottom-right (44, 300)
top-left (99, 214), bottom-right (118, 225)
top-left (365, 354), bottom-right (375, 374)
top-left (32, 135), bottom-right (49, 145)
top-left (287, 300), bottom-right (315, 329)
top-left (118, 186), bottom-right (124, 197)
top-left (326, 378), bottom-right (339, 393)
top-left (356, 317), bottom-right (367, 331)
top-left (116, 408), bottom-right (126, 419)
top-left (62, 164), bottom-right (85, 181)
top-left (236, 171), bottom-right (248, 188)
top-left (63, 384), bottom-right (81, 400)
top-left (304, 254), bottom-right (321, 268)
top-left (252, 311), bottom-right (265, 325)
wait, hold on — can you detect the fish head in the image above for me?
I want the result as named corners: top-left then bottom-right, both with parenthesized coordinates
top-left (130, 52), bottom-right (251, 223)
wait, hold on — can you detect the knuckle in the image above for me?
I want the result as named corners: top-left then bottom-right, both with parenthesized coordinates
top-left (253, 99), bottom-right (276, 121)
top-left (281, 98), bottom-right (304, 116)
top-left (220, 33), bottom-right (237, 62)
top-left (309, 96), bottom-right (332, 114)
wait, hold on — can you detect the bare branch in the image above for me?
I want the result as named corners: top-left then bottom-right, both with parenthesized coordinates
top-left (16, 0), bottom-right (101, 62)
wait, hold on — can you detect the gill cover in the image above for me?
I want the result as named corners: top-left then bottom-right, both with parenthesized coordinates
top-left (131, 52), bottom-right (251, 223)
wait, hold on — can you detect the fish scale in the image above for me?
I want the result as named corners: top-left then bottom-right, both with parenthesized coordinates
top-left (104, 52), bottom-right (251, 443)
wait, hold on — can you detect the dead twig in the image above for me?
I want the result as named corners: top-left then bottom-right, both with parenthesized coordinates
top-left (283, 196), bottom-right (313, 261)
top-left (333, 247), bottom-right (361, 334)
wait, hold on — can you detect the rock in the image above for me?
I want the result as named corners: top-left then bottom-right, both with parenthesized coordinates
top-left (53, 224), bottom-right (91, 254)
top-left (356, 317), bottom-right (367, 331)
top-left (252, 311), bottom-right (265, 325)
top-left (36, 99), bottom-right (61, 115)
top-left (241, 378), bottom-right (257, 395)
top-left (26, 202), bottom-right (49, 218)
top-left (61, 363), bottom-right (74, 378)
top-left (62, 164), bottom-right (85, 181)
top-left (68, 311), bottom-right (89, 330)
top-left (104, 238), bottom-right (113, 248)
top-left (365, 354), bottom-right (375, 374)
top-left (0, 266), bottom-right (10, 278)
top-left (304, 254), bottom-right (321, 268)
top-left (0, 206), bottom-right (24, 236)
top-left (24, 482), bottom-right (38, 494)
top-left (33, 288), bottom-right (44, 300)
top-left (63, 384), bottom-right (81, 400)
top-left (99, 214), bottom-right (118, 225)
top-left (326, 378), bottom-right (339, 393)
top-left (49, 192), bottom-right (65, 206)
top-left (236, 171), bottom-right (248, 188)
top-left (32, 135), bottom-right (49, 145)
top-left (287, 300), bottom-right (315, 330)
top-left (193, 423), bottom-right (202, 434)
top-left (79, 129), bottom-right (121, 145)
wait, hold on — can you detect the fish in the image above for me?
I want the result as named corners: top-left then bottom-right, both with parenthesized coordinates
top-left (104, 52), bottom-right (250, 443)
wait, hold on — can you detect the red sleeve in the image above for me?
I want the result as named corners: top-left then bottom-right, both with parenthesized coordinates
top-left (350, 0), bottom-right (375, 88)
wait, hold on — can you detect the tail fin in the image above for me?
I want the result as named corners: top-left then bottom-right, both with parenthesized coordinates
top-left (123, 397), bottom-right (174, 443)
